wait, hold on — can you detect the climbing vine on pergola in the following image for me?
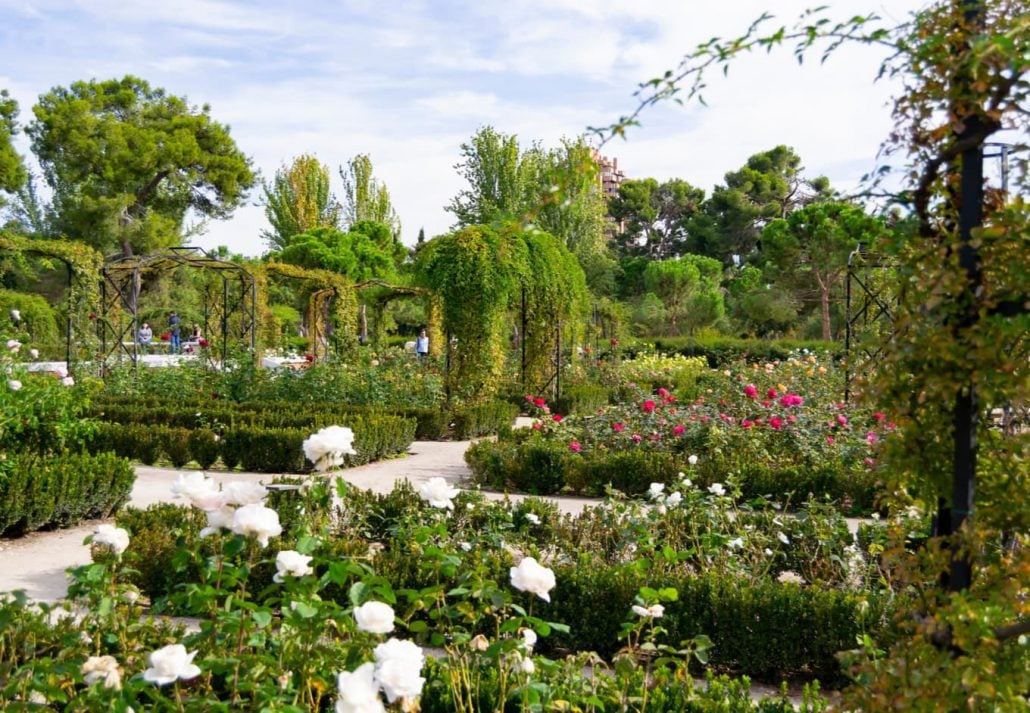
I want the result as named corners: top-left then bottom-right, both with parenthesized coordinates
top-left (416, 223), bottom-right (587, 403)
top-left (0, 231), bottom-right (103, 366)
top-left (256, 262), bottom-right (358, 360)
top-left (353, 279), bottom-right (442, 356)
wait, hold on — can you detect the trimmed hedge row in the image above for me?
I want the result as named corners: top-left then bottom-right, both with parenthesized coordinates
top-left (88, 413), bottom-right (416, 473)
top-left (553, 384), bottom-right (610, 417)
top-left (0, 452), bottom-right (135, 536)
top-left (450, 400), bottom-right (519, 439)
top-left (627, 336), bottom-right (841, 367)
top-left (90, 400), bottom-right (449, 440)
top-left (465, 438), bottom-right (877, 508)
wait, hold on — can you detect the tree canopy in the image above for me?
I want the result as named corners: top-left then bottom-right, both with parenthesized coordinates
top-left (608, 177), bottom-right (705, 260)
top-left (274, 221), bottom-right (402, 283)
top-left (261, 154), bottom-right (341, 250)
top-left (28, 75), bottom-right (255, 256)
top-left (340, 154), bottom-right (401, 239)
top-left (0, 90), bottom-right (27, 201)
top-left (446, 126), bottom-right (541, 227)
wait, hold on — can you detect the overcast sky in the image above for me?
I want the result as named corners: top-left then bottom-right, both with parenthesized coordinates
top-left (1, 0), bottom-right (931, 256)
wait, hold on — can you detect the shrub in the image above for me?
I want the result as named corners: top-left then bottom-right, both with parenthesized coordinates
top-left (187, 429), bottom-right (221, 469)
top-left (553, 384), bottom-right (610, 416)
top-left (0, 452), bottom-right (135, 536)
top-left (131, 425), bottom-right (163, 466)
top-left (567, 449), bottom-right (681, 496)
top-left (234, 427), bottom-right (307, 473)
top-left (158, 426), bottom-right (193, 468)
top-left (645, 336), bottom-right (841, 368)
top-left (451, 400), bottom-right (518, 439)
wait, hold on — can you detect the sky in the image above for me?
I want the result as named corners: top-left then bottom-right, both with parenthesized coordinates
top-left (0, 0), bottom-right (934, 257)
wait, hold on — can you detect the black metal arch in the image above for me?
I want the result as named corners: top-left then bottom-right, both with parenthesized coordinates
top-left (844, 244), bottom-right (898, 402)
top-left (99, 246), bottom-right (256, 370)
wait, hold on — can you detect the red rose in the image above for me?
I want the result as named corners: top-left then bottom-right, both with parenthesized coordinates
top-left (642, 400), bottom-right (656, 413)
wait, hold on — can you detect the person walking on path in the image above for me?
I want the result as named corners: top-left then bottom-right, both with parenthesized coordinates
top-left (168, 311), bottom-right (182, 354)
top-left (137, 322), bottom-right (153, 354)
top-left (415, 328), bottom-right (429, 360)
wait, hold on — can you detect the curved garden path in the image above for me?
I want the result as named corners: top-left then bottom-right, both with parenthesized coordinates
top-left (0, 439), bottom-right (599, 603)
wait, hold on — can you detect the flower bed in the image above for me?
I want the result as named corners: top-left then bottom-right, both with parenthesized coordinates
top-left (110, 474), bottom-right (889, 686)
top-left (471, 355), bottom-right (888, 511)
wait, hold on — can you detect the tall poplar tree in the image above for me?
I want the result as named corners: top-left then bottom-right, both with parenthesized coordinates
top-left (261, 154), bottom-right (341, 250)
top-left (340, 154), bottom-right (401, 239)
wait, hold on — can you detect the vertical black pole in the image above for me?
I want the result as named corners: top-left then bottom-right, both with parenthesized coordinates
top-left (520, 288), bottom-right (527, 389)
top-left (222, 274), bottom-right (229, 370)
top-left (948, 0), bottom-right (984, 592)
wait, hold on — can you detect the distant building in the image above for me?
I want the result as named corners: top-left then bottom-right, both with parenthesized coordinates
top-left (591, 150), bottom-right (627, 238)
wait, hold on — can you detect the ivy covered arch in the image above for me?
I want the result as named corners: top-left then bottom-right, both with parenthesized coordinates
top-left (0, 231), bottom-right (103, 366)
top-left (353, 279), bottom-right (442, 355)
top-left (256, 262), bottom-right (358, 360)
top-left (416, 223), bottom-right (587, 402)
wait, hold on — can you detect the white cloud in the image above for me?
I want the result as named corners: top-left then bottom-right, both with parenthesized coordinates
top-left (1, 0), bottom-right (934, 257)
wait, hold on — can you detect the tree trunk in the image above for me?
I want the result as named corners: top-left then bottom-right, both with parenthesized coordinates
top-left (816, 273), bottom-right (832, 341)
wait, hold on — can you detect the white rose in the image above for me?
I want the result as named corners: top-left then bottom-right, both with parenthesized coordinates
top-left (61, 376), bottom-right (74, 387)
top-left (303, 425), bottom-right (357, 472)
top-left (418, 476), bottom-right (459, 510)
top-left (6, 339), bottom-right (20, 352)
top-left (648, 482), bottom-right (665, 500)
top-left (666, 492), bottom-right (682, 507)
top-left (81, 655), bottom-right (121, 689)
top-left (354, 600), bottom-right (395, 634)
top-left (7, 379), bottom-right (21, 391)
top-left (335, 662), bottom-right (385, 713)
top-left (708, 483), bottom-right (726, 497)
top-left (521, 628), bottom-right (537, 650)
top-left (171, 472), bottom-right (222, 509)
top-left (231, 503), bottom-right (282, 547)
top-left (274, 550), bottom-right (314, 583)
top-left (374, 638), bottom-right (425, 704)
top-left (29, 348), bottom-right (38, 359)
top-left (199, 506), bottom-right (235, 538)
top-left (92, 524), bottom-right (130, 555)
top-left (509, 557), bottom-right (556, 602)
top-left (631, 604), bottom-right (665, 618)
top-left (688, 454), bottom-right (699, 466)
top-left (728, 537), bottom-right (744, 550)
top-left (143, 644), bottom-right (201, 686)
top-left (524, 513), bottom-right (540, 525)
top-left (777, 532), bottom-right (790, 545)
top-left (10, 309), bottom-right (20, 321)
top-left (222, 481), bottom-right (268, 506)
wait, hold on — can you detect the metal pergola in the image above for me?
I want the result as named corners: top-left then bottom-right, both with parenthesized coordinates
top-left (843, 244), bottom-right (898, 402)
top-left (99, 246), bottom-right (257, 371)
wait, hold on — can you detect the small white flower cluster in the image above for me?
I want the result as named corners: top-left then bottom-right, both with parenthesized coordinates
top-left (632, 603), bottom-right (665, 619)
top-left (418, 476), bottom-right (460, 509)
top-left (648, 482), bottom-right (682, 508)
top-left (171, 473), bottom-right (281, 546)
top-left (336, 638), bottom-right (426, 713)
top-left (274, 550), bottom-right (313, 583)
top-left (81, 655), bottom-right (122, 689)
top-left (302, 425), bottom-right (357, 472)
top-left (708, 482), bottom-right (726, 497)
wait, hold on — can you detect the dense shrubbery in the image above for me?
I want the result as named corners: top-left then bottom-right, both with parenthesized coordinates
top-left (450, 400), bottom-right (519, 439)
top-left (87, 414), bottom-right (416, 473)
top-left (0, 452), bottom-right (135, 536)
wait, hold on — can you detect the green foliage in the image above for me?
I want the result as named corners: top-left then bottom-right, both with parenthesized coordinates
top-left (640, 336), bottom-right (840, 367)
top-left (28, 75), bottom-right (255, 256)
top-left (451, 400), bottom-right (518, 440)
top-left (553, 384), bottom-right (610, 416)
top-left (642, 254), bottom-right (725, 336)
top-left (609, 177), bottom-right (705, 260)
top-left (0, 451), bottom-right (134, 536)
top-left (340, 153), bottom-right (401, 239)
top-left (761, 202), bottom-right (886, 340)
top-left (186, 428), bottom-right (220, 469)
top-left (157, 426), bottom-right (192, 468)
top-left (0, 368), bottom-right (95, 456)
top-left (0, 89), bottom-right (27, 198)
top-left (273, 222), bottom-right (400, 281)
top-left (446, 126), bottom-right (541, 226)
top-left (261, 154), bottom-right (341, 250)
top-left (0, 289), bottom-right (59, 354)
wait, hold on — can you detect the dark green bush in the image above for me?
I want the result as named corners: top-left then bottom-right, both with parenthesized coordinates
top-left (234, 427), bottom-right (307, 473)
top-left (158, 426), bottom-right (193, 468)
top-left (0, 452), bottom-right (135, 536)
top-left (451, 400), bottom-right (518, 439)
top-left (187, 429), bottom-right (221, 469)
top-left (553, 384), bottom-right (611, 417)
top-left (132, 425), bottom-right (163, 466)
top-left (568, 449), bottom-right (681, 496)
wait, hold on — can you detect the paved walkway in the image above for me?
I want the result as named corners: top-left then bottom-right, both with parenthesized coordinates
top-left (0, 440), bottom-right (599, 602)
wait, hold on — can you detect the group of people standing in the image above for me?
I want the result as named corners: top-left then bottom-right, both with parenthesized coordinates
top-left (137, 311), bottom-right (201, 354)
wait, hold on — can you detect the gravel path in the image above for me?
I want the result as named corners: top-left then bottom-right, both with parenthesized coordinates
top-left (0, 440), bottom-right (598, 602)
